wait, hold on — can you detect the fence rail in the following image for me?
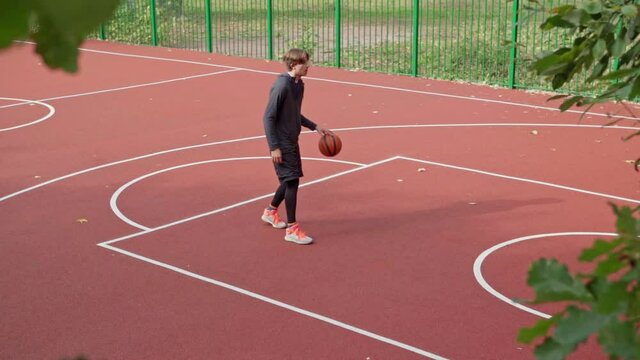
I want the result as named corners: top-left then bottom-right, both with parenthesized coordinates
top-left (96, 0), bottom-right (595, 93)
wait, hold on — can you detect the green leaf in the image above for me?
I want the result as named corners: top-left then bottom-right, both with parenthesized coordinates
top-left (554, 306), bottom-right (609, 345)
top-left (629, 76), bottom-right (640, 100)
top-left (547, 94), bottom-right (570, 101)
top-left (592, 38), bottom-right (607, 59)
top-left (534, 338), bottom-right (576, 360)
top-left (598, 320), bottom-right (640, 359)
top-left (591, 279), bottom-right (630, 314)
top-left (559, 96), bottom-right (584, 111)
top-left (532, 53), bottom-right (571, 76)
top-left (552, 73), bottom-right (569, 90)
top-left (0, 0), bottom-right (30, 48)
top-left (518, 316), bottom-right (560, 344)
top-left (595, 254), bottom-right (626, 277)
top-left (579, 239), bottom-right (624, 262)
top-left (611, 38), bottom-right (627, 58)
top-left (614, 206), bottom-right (638, 238)
top-left (582, 0), bottom-right (603, 15)
top-left (621, 4), bottom-right (639, 18)
top-left (597, 68), bottom-right (640, 81)
top-left (528, 259), bottom-right (593, 303)
top-left (562, 9), bottom-right (590, 27)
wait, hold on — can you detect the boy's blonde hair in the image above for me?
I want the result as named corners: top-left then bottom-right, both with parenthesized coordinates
top-left (283, 48), bottom-right (310, 70)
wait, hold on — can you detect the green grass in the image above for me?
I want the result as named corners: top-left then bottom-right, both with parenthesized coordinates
top-left (98, 0), bottom-right (596, 94)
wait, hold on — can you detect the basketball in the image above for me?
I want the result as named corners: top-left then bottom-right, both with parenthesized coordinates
top-left (318, 133), bottom-right (342, 157)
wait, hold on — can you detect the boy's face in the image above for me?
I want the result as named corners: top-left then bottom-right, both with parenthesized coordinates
top-left (291, 58), bottom-right (311, 77)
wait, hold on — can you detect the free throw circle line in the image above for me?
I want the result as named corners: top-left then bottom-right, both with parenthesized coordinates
top-left (0, 97), bottom-right (55, 132)
top-left (473, 232), bottom-right (618, 318)
top-left (110, 156), bottom-right (367, 231)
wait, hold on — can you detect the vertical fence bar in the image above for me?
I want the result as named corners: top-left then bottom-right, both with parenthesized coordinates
top-left (613, 20), bottom-right (623, 72)
top-left (335, 0), bottom-right (341, 68)
top-left (411, 0), bottom-right (420, 76)
top-left (99, 24), bottom-right (106, 40)
top-left (150, 0), bottom-right (158, 46)
top-left (508, 0), bottom-right (520, 88)
top-left (267, 0), bottom-right (273, 60)
top-left (205, 0), bottom-right (213, 52)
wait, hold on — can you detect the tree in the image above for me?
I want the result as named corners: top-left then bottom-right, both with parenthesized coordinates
top-left (518, 1), bottom-right (640, 359)
top-left (0, 0), bottom-right (121, 72)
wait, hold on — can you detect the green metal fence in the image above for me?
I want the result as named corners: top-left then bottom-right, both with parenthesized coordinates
top-left (96, 0), bottom-right (595, 93)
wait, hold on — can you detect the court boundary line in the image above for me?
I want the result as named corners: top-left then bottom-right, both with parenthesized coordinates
top-left (9, 41), bottom-right (640, 121)
top-left (0, 69), bottom-right (241, 110)
top-left (1, 122), bottom-right (637, 203)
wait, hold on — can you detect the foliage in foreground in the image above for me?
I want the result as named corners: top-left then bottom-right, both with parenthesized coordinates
top-left (520, 1), bottom-right (640, 359)
top-left (0, 0), bottom-right (120, 72)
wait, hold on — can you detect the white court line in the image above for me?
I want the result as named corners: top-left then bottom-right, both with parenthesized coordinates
top-left (473, 232), bottom-right (618, 319)
top-left (101, 156), bottom-right (393, 244)
top-left (2, 123), bottom-right (638, 203)
top-left (9, 41), bottom-right (640, 121)
top-left (66, 45), bottom-right (640, 121)
top-left (0, 69), bottom-right (241, 110)
top-left (100, 156), bottom-right (449, 358)
top-left (98, 242), bottom-right (448, 360)
top-left (398, 156), bottom-right (640, 204)
top-left (109, 156), bottom-right (367, 231)
top-left (0, 97), bottom-right (55, 132)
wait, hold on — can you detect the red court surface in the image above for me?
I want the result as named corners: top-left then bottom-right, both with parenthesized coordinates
top-left (1, 41), bottom-right (639, 359)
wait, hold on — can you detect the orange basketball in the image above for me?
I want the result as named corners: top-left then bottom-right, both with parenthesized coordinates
top-left (318, 133), bottom-right (342, 157)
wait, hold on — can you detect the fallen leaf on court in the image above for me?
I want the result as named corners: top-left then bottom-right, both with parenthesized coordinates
top-left (625, 160), bottom-right (636, 164)
top-left (595, 139), bottom-right (602, 143)
top-left (397, 179), bottom-right (404, 182)
top-left (202, 134), bottom-right (208, 137)
top-left (417, 168), bottom-right (426, 172)
top-left (347, 93), bottom-right (352, 97)
top-left (372, 110), bottom-right (379, 114)
top-left (76, 218), bottom-right (89, 224)
top-left (530, 130), bottom-right (538, 135)
top-left (34, 175), bottom-right (41, 179)
top-left (550, 148), bottom-right (557, 152)
top-left (468, 202), bottom-right (478, 205)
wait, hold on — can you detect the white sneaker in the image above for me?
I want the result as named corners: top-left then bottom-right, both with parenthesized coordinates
top-left (284, 224), bottom-right (313, 245)
top-left (261, 208), bottom-right (286, 229)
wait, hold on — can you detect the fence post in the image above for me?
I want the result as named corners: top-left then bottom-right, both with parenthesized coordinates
top-left (267, 0), bottom-right (273, 60)
top-left (150, 0), bottom-right (158, 46)
top-left (99, 24), bottom-right (106, 40)
top-left (613, 20), bottom-right (623, 72)
top-left (411, 0), bottom-right (420, 76)
top-left (205, 0), bottom-right (213, 52)
top-left (508, 0), bottom-right (520, 88)
top-left (335, 0), bottom-right (341, 68)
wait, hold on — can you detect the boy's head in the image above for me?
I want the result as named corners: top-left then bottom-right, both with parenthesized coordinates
top-left (283, 48), bottom-right (310, 71)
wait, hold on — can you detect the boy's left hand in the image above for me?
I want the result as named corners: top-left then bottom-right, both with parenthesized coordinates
top-left (316, 125), bottom-right (334, 136)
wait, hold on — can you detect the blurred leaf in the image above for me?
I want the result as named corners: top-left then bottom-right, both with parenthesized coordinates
top-left (0, 0), bottom-right (121, 72)
top-left (594, 255), bottom-right (625, 277)
top-left (598, 321), bottom-right (640, 359)
top-left (534, 338), bottom-right (575, 360)
top-left (554, 306), bottom-right (609, 345)
top-left (591, 279), bottom-right (630, 314)
top-left (592, 38), bottom-right (607, 59)
top-left (518, 316), bottom-right (560, 344)
top-left (582, 0), bottom-right (603, 15)
top-left (579, 238), bottom-right (623, 262)
top-left (621, 4), bottom-right (638, 18)
top-left (559, 96), bottom-right (584, 111)
top-left (597, 68), bottom-right (640, 81)
top-left (0, 0), bottom-right (30, 48)
top-left (528, 259), bottom-right (593, 303)
top-left (611, 38), bottom-right (627, 58)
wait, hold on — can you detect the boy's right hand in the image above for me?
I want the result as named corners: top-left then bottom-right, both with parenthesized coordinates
top-left (271, 149), bottom-right (282, 164)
